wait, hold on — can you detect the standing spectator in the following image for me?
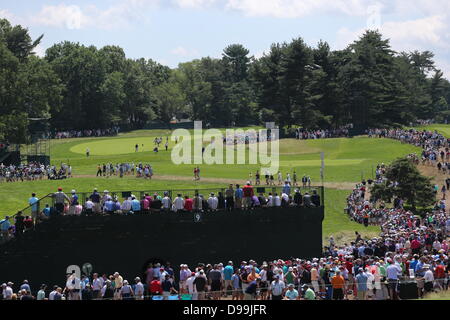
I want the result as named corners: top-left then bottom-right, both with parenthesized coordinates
top-left (162, 274), bottom-right (177, 300)
top-left (242, 182), bottom-right (254, 209)
top-left (53, 188), bottom-right (69, 216)
top-left (223, 262), bottom-right (234, 295)
top-left (269, 275), bottom-right (285, 300)
top-left (120, 280), bottom-right (134, 300)
top-left (423, 265), bottom-right (435, 294)
top-left (150, 277), bottom-right (163, 298)
top-left (386, 259), bottom-right (402, 300)
top-left (193, 270), bottom-right (207, 300)
top-left (37, 284), bottom-right (46, 300)
top-left (28, 193), bottom-right (39, 225)
top-left (234, 184), bottom-right (243, 210)
top-left (134, 277), bottom-right (145, 300)
top-left (2, 283), bottom-right (13, 300)
top-left (113, 272), bottom-right (123, 300)
top-left (0, 216), bottom-right (11, 240)
top-left (208, 265), bottom-right (222, 300)
top-left (355, 268), bottom-right (368, 300)
top-left (331, 270), bottom-right (345, 300)
top-left (14, 211), bottom-right (25, 239)
top-left (225, 185), bottom-right (234, 211)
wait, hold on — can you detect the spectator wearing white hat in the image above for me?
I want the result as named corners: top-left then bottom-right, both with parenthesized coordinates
top-left (68, 190), bottom-right (78, 215)
top-left (2, 282), bottom-right (13, 300)
top-left (134, 277), bottom-right (144, 300)
top-left (120, 280), bottom-right (134, 300)
top-left (269, 275), bottom-right (285, 300)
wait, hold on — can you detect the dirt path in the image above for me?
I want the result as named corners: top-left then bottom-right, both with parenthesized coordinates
top-left (73, 174), bottom-right (357, 190)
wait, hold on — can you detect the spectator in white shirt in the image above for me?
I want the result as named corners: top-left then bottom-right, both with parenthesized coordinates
top-left (423, 265), bottom-right (435, 293)
top-left (173, 194), bottom-right (185, 212)
top-left (92, 273), bottom-right (103, 299)
top-left (1, 283), bottom-right (13, 300)
top-left (267, 194), bottom-right (273, 207)
top-left (208, 193), bottom-right (218, 211)
top-left (186, 273), bottom-right (197, 300)
top-left (162, 193), bottom-right (172, 211)
top-left (134, 277), bottom-right (145, 300)
top-left (274, 194), bottom-right (282, 207)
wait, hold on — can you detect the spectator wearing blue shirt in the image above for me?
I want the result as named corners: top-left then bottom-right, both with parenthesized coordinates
top-left (415, 257), bottom-right (427, 298)
top-left (131, 196), bottom-right (141, 214)
top-left (244, 279), bottom-right (259, 300)
top-left (42, 204), bottom-right (51, 220)
top-left (409, 255), bottom-right (419, 273)
top-left (0, 216), bottom-right (11, 240)
top-left (223, 262), bottom-right (234, 295)
top-left (235, 184), bottom-right (243, 209)
top-left (89, 189), bottom-right (101, 214)
top-left (355, 268), bottom-right (368, 300)
top-left (20, 280), bottom-right (31, 292)
top-left (28, 193), bottom-right (39, 224)
top-left (231, 270), bottom-right (242, 300)
top-left (104, 199), bottom-right (115, 214)
top-left (282, 182), bottom-right (291, 195)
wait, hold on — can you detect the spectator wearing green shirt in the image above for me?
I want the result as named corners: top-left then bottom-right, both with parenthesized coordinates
top-left (303, 285), bottom-right (316, 300)
top-left (37, 284), bottom-right (47, 300)
top-left (284, 267), bottom-right (295, 285)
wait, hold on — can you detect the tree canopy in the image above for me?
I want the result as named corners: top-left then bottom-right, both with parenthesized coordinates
top-left (1, 19), bottom-right (450, 143)
top-left (370, 158), bottom-right (436, 210)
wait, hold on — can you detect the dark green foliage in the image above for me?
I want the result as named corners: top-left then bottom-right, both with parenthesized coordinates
top-left (371, 158), bottom-right (436, 210)
top-left (1, 18), bottom-right (450, 139)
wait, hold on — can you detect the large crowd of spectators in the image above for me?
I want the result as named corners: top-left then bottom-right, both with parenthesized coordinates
top-left (1, 127), bottom-right (450, 301)
top-left (295, 128), bottom-right (349, 140)
top-left (0, 163), bottom-right (71, 183)
top-left (52, 127), bottom-right (119, 139)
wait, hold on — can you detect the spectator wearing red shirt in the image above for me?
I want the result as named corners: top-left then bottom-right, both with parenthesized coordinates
top-left (411, 238), bottom-right (422, 255)
top-left (150, 277), bottom-right (163, 297)
top-left (184, 196), bottom-right (193, 212)
top-left (242, 183), bottom-right (254, 209)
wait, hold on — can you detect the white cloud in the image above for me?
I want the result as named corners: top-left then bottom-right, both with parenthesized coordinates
top-left (336, 14), bottom-right (450, 51)
top-left (30, 1), bottom-right (160, 30)
top-left (171, 46), bottom-right (199, 57)
top-left (32, 4), bottom-right (88, 30)
top-left (0, 9), bottom-right (15, 21)
top-left (173, 0), bottom-right (217, 8)
top-left (225, 0), bottom-right (370, 18)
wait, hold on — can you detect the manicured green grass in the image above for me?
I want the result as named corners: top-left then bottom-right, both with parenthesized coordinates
top-left (414, 124), bottom-right (450, 138)
top-left (49, 135), bottom-right (420, 182)
top-left (322, 188), bottom-right (379, 243)
top-left (0, 128), bottom-right (419, 242)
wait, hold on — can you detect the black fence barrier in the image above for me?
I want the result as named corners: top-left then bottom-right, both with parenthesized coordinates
top-left (0, 206), bottom-right (324, 289)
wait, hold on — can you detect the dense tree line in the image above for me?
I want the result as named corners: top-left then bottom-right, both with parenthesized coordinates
top-left (1, 18), bottom-right (450, 143)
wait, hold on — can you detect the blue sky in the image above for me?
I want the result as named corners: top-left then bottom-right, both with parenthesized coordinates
top-left (1, 0), bottom-right (449, 77)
